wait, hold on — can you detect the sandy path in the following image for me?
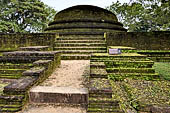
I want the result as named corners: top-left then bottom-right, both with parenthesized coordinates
top-left (21, 104), bottom-right (86, 113)
top-left (20, 60), bottom-right (90, 113)
top-left (40, 60), bottom-right (90, 88)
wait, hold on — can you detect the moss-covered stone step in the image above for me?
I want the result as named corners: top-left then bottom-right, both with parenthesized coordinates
top-left (89, 93), bottom-right (112, 98)
top-left (104, 60), bottom-right (154, 68)
top-left (108, 46), bottom-right (137, 53)
top-left (19, 46), bottom-right (50, 51)
top-left (0, 69), bottom-right (26, 74)
top-left (55, 43), bottom-right (106, 47)
top-left (61, 54), bottom-right (91, 60)
top-left (90, 69), bottom-right (107, 78)
top-left (148, 57), bottom-right (170, 62)
top-left (108, 73), bottom-right (160, 81)
top-left (60, 50), bottom-right (106, 54)
top-left (55, 40), bottom-right (105, 43)
top-left (0, 63), bottom-right (33, 69)
top-left (88, 98), bottom-right (119, 107)
top-left (137, 50), bottom-right (170, 56)
top-left (90, 59), bottom-right (150, 63)
top-left (0, 95), bottom-right (25, 102)
top-left (106, 68), bottom-right (155, 73)
top-left (56, 37), bottom-right (105, 40)
top-left (87, 107), bottom-right (123, 113)
top-left (0, 104), bottom-right (22, 108)
top-left (4, 76), bottom-right (38, 95)
top-left (0, 74), bottom-right (22, 79)
top-left (3, 51), bottom-right (60, 57)
top-left (54, 46), bottom-right (107, 50)
top-left (88, 78), bottom-right (111, 91)
top-left (0, 107), bottom-right (22, 112)
top-left (91, 53), bottom-right (147, 60)
top-left (90, 62), bottom-right (106, 69)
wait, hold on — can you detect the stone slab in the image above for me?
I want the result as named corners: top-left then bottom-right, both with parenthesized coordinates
top-left (29, 86), bottom-right (88, 104)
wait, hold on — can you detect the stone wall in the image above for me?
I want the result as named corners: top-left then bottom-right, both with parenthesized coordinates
top-left (106, 31), bottom-right (170, 50)
top-left (0, 33), bottom-right (58, 52)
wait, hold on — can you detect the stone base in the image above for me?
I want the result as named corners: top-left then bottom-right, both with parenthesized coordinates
top-left (29, 86), bottom-right (88, 104)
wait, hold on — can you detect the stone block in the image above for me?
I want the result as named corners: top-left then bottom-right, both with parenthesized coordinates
top-left (22, 67), bottom-right (45, 76)
top-left (19, 46), bottom-right (50, 51)
top-left (29, 86), bottom-right (88, 104)
top-left (4, 76), bottom-right (38, 94)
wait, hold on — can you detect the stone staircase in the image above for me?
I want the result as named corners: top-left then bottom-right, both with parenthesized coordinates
top-left (54, 32), bottom-right (107, 60)
top-left (87, 63), bottom-right (124, 113)
top-left (91, 53), bottom-right (159, 81)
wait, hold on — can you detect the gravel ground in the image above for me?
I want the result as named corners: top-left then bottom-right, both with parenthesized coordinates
top-left (21, 60), bottom-right (90, 113)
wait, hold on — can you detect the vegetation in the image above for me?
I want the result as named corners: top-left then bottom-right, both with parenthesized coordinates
top-left (107, 0), bottom-right (170, 32)
top-left (0, 0), bottom-right (56, 33)
top-left (154, 62), bottom-right (170, 80)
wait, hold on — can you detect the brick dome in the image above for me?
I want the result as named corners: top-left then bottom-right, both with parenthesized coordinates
top-left (45, 5), bottom-right (127, 33)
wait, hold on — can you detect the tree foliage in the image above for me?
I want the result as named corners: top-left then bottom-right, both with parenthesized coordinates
top-left (0, 0), bottom-right (56, 33)
top-left (107, 0), bottom-right (170, 32)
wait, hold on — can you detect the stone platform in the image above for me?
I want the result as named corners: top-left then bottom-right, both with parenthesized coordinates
top-left (29, 86), bottom-right (88, 104)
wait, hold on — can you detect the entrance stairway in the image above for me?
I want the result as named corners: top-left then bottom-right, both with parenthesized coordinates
top-left (54, 32), bottom-right (107, 60)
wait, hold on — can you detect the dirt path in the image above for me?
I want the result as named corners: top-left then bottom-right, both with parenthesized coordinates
top-left (20, 60), bottom-right (90, 113)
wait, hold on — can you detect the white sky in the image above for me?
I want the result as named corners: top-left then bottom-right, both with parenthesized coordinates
top-left (40, 0), bottom-right (130, 11)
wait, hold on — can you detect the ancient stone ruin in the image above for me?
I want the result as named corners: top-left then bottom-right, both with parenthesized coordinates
top-left (0, 5), bottom-right (169, 113)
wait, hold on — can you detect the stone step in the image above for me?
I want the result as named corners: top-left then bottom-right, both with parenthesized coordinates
top-left (55, 43), bottom-right (106, 47)
top-left (106, 68), bottom-right (155, 73)
top-left (0, 95), bottom-right (25, 112)
top-left (58, 32), bottom-right (104, 38)
top-left (108, 73), bottom-right (160, 80)
top-left (137, 50), bottom-right (170, 55)
top-left (148, 57), bottom-right (170, 62)
top-left (0, 63), bottom-right (33, 69)
top-left (89, 93), bottom-right (112, 98)
top-left (0, 74), bottom-right (22, 79)
top-left (54, 46), bottom-right (107, 50)
top-left (91, 60), bottom-right (154, 68)
top-left (56, 37), bottom-right (105, 40)
top-left (0, 95), bottom-right (25, 102)
top-left (60, 50), bottom-right (107, 54)
top-left (90, 69), bottom-right (108, 78)
top-left (29, 86), bottom-right (88, 104)
top-left (91, 53), bottom-right (147, 60)
top-left (88, 98), bottom-right (119, 105)
top-left (0, 69), bottom-right (26, 74)
top-left (55, 40), bottom-right (105, 43)
top-left (4, 76), bottom-right (38, 95)
top-left (0, 107), bottom-right (22, 112)
top-left (104, 61), bottom-right (154, 68)
top-left (91, 58), bottom-right (150, 62)
top-left (19, 46), bottom-right (50, 51)
top-left (61, 54), bottom-right (91, 60)
top-left (90, 62), bottom-right (106, 69)
top-left (87, 107), bottom-right (123, 113)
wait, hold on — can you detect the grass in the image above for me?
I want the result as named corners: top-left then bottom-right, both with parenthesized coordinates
top-left (153, 62), bottom-right (170, 80)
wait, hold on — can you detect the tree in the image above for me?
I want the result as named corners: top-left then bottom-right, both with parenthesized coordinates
top-left (0, 0), bottom-right (56, 33)
top-left (107, 0), bottom-right (170, 32)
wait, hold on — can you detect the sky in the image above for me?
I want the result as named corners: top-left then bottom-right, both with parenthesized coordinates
top-left (40, 0), bottom-right (130, 11)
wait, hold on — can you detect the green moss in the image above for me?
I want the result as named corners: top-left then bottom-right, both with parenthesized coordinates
top-left (122, 79), bottom-right (170, 111)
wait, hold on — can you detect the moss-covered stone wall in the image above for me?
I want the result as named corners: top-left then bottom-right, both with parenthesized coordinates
top-left (106, 31), bottom-right (170, 50)
top-left (0, 33), bottom-right (58, 52)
